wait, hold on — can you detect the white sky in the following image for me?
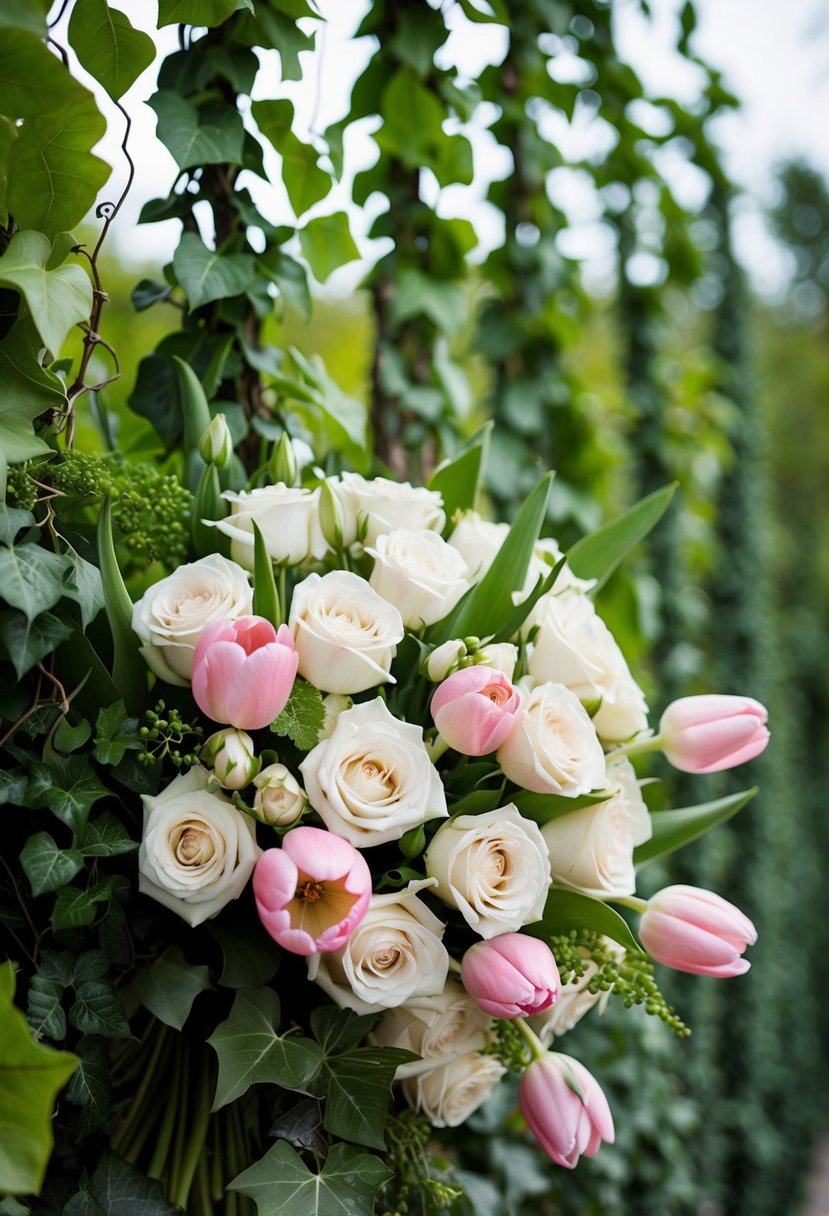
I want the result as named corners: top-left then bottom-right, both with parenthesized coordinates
top-left (50, 0), bottom-right (829, 299)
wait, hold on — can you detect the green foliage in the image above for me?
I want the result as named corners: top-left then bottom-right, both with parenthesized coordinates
top-left (568, 484), bottom-right (677, 592)
top-left (229, 1139), bottom-right (393, 1216)
top-left (67, 0), bottom-right (156, 101)
top-left (271, 678), bottom-right (326, 750)
top-left (133, 947), bottom-right (211, 1032)
top-left (528, 887), bottom-right (643, 956)
top-left (0, 230), bottom-right (92, 358)
top-left (635, 787), bottom-right (757, 866)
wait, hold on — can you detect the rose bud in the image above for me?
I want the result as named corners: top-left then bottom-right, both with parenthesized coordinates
top-left (202, 728), bottom-right (259, 790)
top-left (519, 1052), bottom-right (615, 1169)
top-left (192, 615), bottom-right (298, 731)
top-left (423, 639), bottom-right (467, 683)
top-left (639, 884), bottom-right (757, 978)
top-left (658, 695), bottom-right (769, 773)
top-left (431, 667), bottom-right (520, 756)
top-left (253, 763), bottom-right (307, 826)
top-left (253, 827), bottom-right (371, 955)
top-left (461, 933), bottom-right (560, 1019)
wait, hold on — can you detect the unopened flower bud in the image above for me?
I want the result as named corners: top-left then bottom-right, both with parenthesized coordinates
top-left (199, 414), bottom-right (233, 468)
top-left (423, 639), bottom-right (467, 683)
top-left (477, 642), bottom-right (517, 680)
top-left (253, 763), bottom-right (307, 826)
top-left (269, 432), bottom-right (298, 487)
top-left (319, 479), bottom-right (345, 550)
top-left (202, 728), bottom-right (259, 790)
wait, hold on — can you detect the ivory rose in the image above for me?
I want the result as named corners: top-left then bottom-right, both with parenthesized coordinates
top-left (403, 1052), bottom-right (506, 1128)
top-left (289, 570), bottom-right (404, 694)
top-left (496, 681), bottom-right (607, 796)
top-left (447, 512), bottom-right (509, 582)
top-left (424, 805), bottom-right (551, 938)
top-left (368, 529), bottom-right (470, 628)
top-left (335, 473), bottom-right (445, 547)
top-left (371, 980), bottom-right (493, 1064)
top-left (540, 757), bottom-right (652, 898)
top-left (131, 553), bottom-right (252, 686)
top-left (138, 768), bottom-right (260, 927)
top-left (308, 879), bottom-right (449, 1012)
top-left (214, 484), bottom-right (326, 569)
top-left (300, 698), bottom-right (447, 847)
top-left (201, 728), bottom-right (259, 791)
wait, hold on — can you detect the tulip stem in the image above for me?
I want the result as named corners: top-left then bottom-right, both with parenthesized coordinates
top-left (514, 1016), bottom-right (548, 1062)
top-left (605, 732), bottom-right (664, 762)
top-left (425, 734), bottom-right (449, 763)
top-left (609, 894), bottom-right (649, 914)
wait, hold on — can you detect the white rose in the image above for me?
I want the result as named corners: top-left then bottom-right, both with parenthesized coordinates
top-left (368, 529), bottom-right (470, 629)
top-left (520, 537), bottom-right (595, 598)
top-left (214, 484), bottom-right (327, 569)
top-left (308, 879), bottom-right (449, 1012)
top-left (402, 1053), bottom-right (506, 1128)
top-left (138, 768), bottom-right (261, 927)
top-left (528, 594), bottom-right (648, 743)
top-left (131, 553), bottom-right (252, 686)
top-left (300, 698), bottom-right (448, 847)
top-left (371, 979), bottom-right (493, 1070)
top-left (425, 805), bottom-right (551, 938)
top-left (540, 757), bottom-right (652, 898)
top-left (447, 511), bottom-right (509, 583)
top-left (289, 570), bottom-right (404, 694)
top-left (337, 473), bottom-right (445, 548)
top-left (496, 681), bottom-right (607, 796)
top-left (530, 948), bottom-right (611, 1044)
top-left (252, 763), bottom-right (307, 826)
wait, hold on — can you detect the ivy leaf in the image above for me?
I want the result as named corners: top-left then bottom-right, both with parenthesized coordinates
top-left (229, 1140), bottom-right (392, 1216)
top-left (208, 988), bottom-right (323, 1110)
top-left (133, 947), bottom-right (211, 1031)
top-left (0, 610), bottom-right (73, 680)
top-left (93, 702), bottom-right (140, 767)
top-left (298, 211), bottom-right (360, 283)
top-left (69, 981), bottom-right (130, 1040)
top-left (63, 1152), bottom-right (180, 1216)
top-left (157, 0), bottom-right (253, 26)
top-left (173, 232), bottom-right (256, 311)
top-left (26, 976), bottom-right (66, 1042)
top-left (0, 317), bottom-right (64, 462)
top-left (65, 1036), bottom-right (112, 1135)
top-left (150, 92), bottom-right (245, 172)
top-left (310, 1007), bottom-right (379, 1056)
top-left (131, 278), bottom-right (173, 312)
top-left (51, 880), bottom-right (116, 931)
top-left (0, 544), bottom-right (72, 623)
top-left (79, 812), bottom-right (137, 858)
top-left (0, 0), bottom-right (51, 36)
top-left (257, 250), bottom-right (311, 319)
top-left (208, 924), bottom-right (282, 990)
top-left (67, 0), bottom-right (155, 100)
top-left (0, 504), bottom-right (35, 547)
top-left (25, 756), bottom-right (108, 834)
top-left (20, 833), bottom-right (84, 897)
top-left (0, 962), bottom-right (78, 1196)
top-left (320, 1047), bottom-right (417, 1150)
top-left (0, 768), bottom-right (27, 807)
top-left (252, 100), bottom-right (331, 218)
top-left (0, 230), bottom-right (92, 358)
top-left (61, 548), bottom-right (104, 631)
top-left (234, 9), bottom-right (313, 80)
top-left (270, 679), bottom-right (325, 751)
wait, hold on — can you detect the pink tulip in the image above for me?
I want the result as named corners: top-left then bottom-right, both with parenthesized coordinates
top-left (192, 616), bottom-right (298, 730)
top-left (461, 933), bottom-right (560, 1019)
top-left (431, 667), bottom-right (520, 755)
top-left (659, 695), bottom-right (769, 774)
top-left (639, 884), bottom-right (757, 978)
top-left (519, 1052), bottom-right (614, 1169)
top-left (253, 827), bottom-right (371, 956)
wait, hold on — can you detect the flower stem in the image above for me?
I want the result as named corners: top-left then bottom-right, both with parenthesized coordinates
top-left (148, 1034), bottom-right (182, 1181)
top-left (111, 1020), bottom-right (170, 1154)
top-left (168, 1035), bottom-right (190, 1204)
top-left (609, 894), bottom-right (649, 914)
top-left (605, 732), bottom-right (663, 762)
top-left (172, 1051), bottom-right (214, 1208)
top-left (425, 734), bottom-right (449, 763)
top-left (514, 1016), bottom-right (548, 1062)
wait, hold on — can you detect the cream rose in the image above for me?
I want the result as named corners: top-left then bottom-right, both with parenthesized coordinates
top-left (370, 979), bottom-right (493, 1067)
top-left (289, 570), bottom-right (404, 694)
top-left (519, 537), bottom-right (595, 598)
top-left (496, 681), bottom-right (607, 796)
top-left (540, 757), bottom-right (652, 898)
top-left (367, 529), bottom-right (470, 629)
top-left (336, 473), bottom-right (445, 547)
top-left (138, 768), bottom-right (260, 927)
top-left (131, 553), bottom-right (252, 685)
top-left (403, 1053), bottom-right (506, 1128)
top-left (308, 879), bottom-right (449, 1012)
top-left (528, 594), bottom-right (648, 743)
top-left (300, 698), bottom-right (448, 847)
top-left (214, 483), bottom-right (327, 569)
top-left (447, 511), bottom-right (509, 583)
top-left (425, 805), bottom-right (551, 938)
top-left (530, 948), bottom-right (613, 1044)
top-left (252, 763), bottom-right (307, 826)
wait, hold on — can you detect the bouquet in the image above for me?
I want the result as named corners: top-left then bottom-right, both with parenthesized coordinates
top-left (1, 393), bottom-right (769, 1215)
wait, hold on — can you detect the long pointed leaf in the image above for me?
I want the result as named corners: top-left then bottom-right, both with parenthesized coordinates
top-left (634, 787), bottom-right (757, 867)
top-left (251, 521), bottom-right (280, 625)
top-left (428, 422), bottom-right (491, 521)
top-left (96, 500), bottom-right (145, 713)
top-left (526, 886), bottom-right (643, 955)
top-left (567, 483), bottom-right (677, 593)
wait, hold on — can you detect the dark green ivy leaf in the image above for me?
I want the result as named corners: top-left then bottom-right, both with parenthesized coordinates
top-left (20, 832), bottom-right (84, 897)
top-left (229, 1140), bottom-right (392, 1216)
top-left (149, 92), bottom-right (245, 172)
top-left (25, 756), bottom-right (108, 833)
top-left (69, 980), bottom-right (130, 1040)
top-left (63, 1151), bottom-right (180, 1216)
top-left (0, 610), bottom-right (73, 680)
top-left (65, 1035), bottom-right (112, 1136)
top-left (173, 232), bottom-right (256, 311)
top-left (132, 946), bottom-right (211, 1031)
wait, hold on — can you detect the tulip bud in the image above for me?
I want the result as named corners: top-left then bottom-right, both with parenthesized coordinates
top-left (192, 616), bottom-right (298, 730)
top-left (639, 884), bottom-right (757, 978)
top-left (423, 639), bottom-right (467, 683)
top-left (269, 433), bottom-right (298, 487)
top-left (431, 667), bottom-right (521, 755)
top-left (461, 933), bottom-right (560, 1018)
top-left (199, 413), bottom-right (233, 468)
top-left (253, 763), bottom-right (307, 826)
top-left (519, 1052), bottom-right (615, 1169)
top-left (658, 695), bottom-right (769, 774)
top-left (202, 728), bottom-right (259, 790)
top-left (319, 478), bottom-right (345, 550)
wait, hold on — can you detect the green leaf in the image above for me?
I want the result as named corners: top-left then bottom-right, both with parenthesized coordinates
top-left (229, 1140), bottom-right (392, 1216)
top-left (257, 250), bottom-right (311, 318)
top-left (69, 981), bottom-right (130, 1039)
top-left (97, 499), bottom-right (145, 713)
top-left (0, 230), bottom-right (92, 357)
top-left (310, 1006), bottom-right (378, 1055)
top-left (0, 543), bottom-right (72, 622)
top-left (51, 880), bottom-right (114, 931)
top-left (65, 1036), bottom-right (111, 1134)
top-left (63, 1152), bottom-right (180, 1216)
top-left (0, 962), bottom-right (78, 1196)
top-left (0, 610), bottom-right (73, 680)
top-left (208, 924), bottom-right (282, 989)
top-left (389, 267), bottom-right (467, 336)
top-left (321, 1047), bottom-right (417, 1150)
top-left (252, 99), bottom-right (331, 218)
top-left (79, 812), bottom-right (137, 858)
top-left (93, 702), bottom-right (140, 767)
top-left (511, 788), bottom-right (615, 826)
top-left (567, 484), bottom-right (677, 593)
top-left (20, 833), bottom-right (84, 897)
top-left (61, 547), bottom-right (104, 630)
top-left (270, 678), bottom-right (325, 751)
top-left (0, 0), bottom-right (50, 35)
top-left (0, 504), bottom-right (35, 546)
top-left (208, 988), bottom-right (323, 1110)
top-left (173, 232), bottom-right (256, 311)
top-left (377, 68), bottom-right (445, 173)
top-left (634, 788), bottom-right (758, 867)
top-left (431, 473), bottom-right (553, 644)
top-left (157, 0), bottom-right (253, 25)
top-left (457, 0), bottom-right (509, 22)
top-left (526, 888), bottom-right (643, 956)
top-left (234, 8), bottom-right (313, 80)
top-left (428, 425), bottom-right (490, 520)
top-left (0, 768), bottom-right (27, 807)
top-left (0, 317), bottom-right (64, 462)
top-left (150, 92), bottom-right (245, 171)
top-left (252, 521), bottom-right (280, 625)
top-left (25, 755), bottom-right (108, 833)
top-left (53, 717), bottom-right (92, 754)
top-left (133, 946), bottom-right (211, 1031)
top-left (26, 976), bottom-right (66, 1042)
top-left (298, 211), bottom-right (360, 283)
top-left (67, 0), bottom-right (155, 100)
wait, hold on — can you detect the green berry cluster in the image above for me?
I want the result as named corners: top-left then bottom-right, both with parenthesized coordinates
top-left (5, 465), bottom-right (39, 511)
top-left (486, 1018), bottom-right (531, 1072)
top-left (549, 930), bottom-right (691, 1038)
top-left (138, 701), bottom-right (203, 767)
top-left (50, 452), bottom-right (191, 565)
top-left (377, 1112), bottom-right (462, 1216)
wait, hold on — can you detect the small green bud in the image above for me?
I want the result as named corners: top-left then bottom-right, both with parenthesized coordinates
top-left (199, 413), bottom-right (233, 468)
top-left (319, 478), bottom-right (345, 550)
top-left (269, 432), bottom-right (298, 486)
